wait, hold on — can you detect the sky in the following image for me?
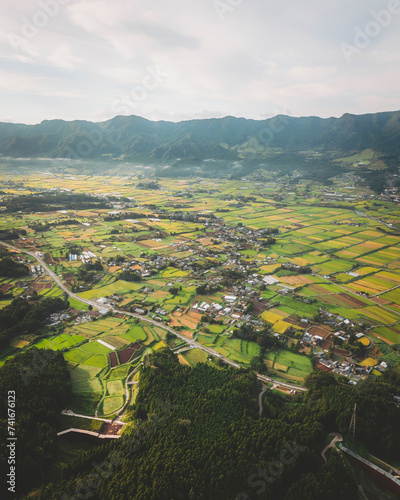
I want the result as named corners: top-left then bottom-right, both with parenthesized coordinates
top-left (0, 0), bottom-right (399, 124)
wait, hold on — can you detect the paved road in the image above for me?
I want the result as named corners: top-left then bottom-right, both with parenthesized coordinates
top-left (0, 241), bottom-right (308, 393)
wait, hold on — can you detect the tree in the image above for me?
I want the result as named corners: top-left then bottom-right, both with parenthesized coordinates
top-left (196, 284), bottom-right (207, 295)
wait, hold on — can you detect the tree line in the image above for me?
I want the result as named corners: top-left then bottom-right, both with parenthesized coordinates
top-left (0, 296), bottom-right (68, 350)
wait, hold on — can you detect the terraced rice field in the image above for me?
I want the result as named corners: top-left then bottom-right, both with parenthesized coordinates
top-left (34, 333), bottom-right (85, 350)
top-left (102, 396), bottom-right (124, 415)
top-left (265, 349), bottom-right (313, 381)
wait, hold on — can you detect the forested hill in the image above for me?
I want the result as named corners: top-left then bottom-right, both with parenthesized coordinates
top-left (0, 110), bottom-right (399, 164)
top-left (31, 350), bottom-right (400, 500)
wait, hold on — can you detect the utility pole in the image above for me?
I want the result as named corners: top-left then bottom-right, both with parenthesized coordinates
top-left (348, 403), bottom-right (356, 441)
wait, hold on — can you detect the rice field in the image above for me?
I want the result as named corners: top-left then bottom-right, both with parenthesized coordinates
top-left (102, 396), bottom-right (124, 415)
top-left (181, 348), bottom-right (209, 366)
top-left (1, 173), bottom-right (400, 408)
top-left (265, 349), bottom-right (313, 380)
top-left (34, 333), bottom-right (85, 350)
top-left (106, 380), bottom-right (124, 396)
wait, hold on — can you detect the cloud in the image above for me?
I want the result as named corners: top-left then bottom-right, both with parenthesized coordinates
top-left (47, 45), bottom-right (84, 69)
top-left (0, 0), bottom-right (398, 123)
top-left (288, 66), bottom-right (338, 83)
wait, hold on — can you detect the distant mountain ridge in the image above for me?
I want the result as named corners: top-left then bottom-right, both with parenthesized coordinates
top-left (0, 110), bottom-right (400, 163)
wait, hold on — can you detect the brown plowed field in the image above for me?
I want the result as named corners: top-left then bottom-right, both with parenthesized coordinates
top-left (30, 282), bottom-right (52, 291)
top-left (308, 325), bottom-right (332, 339)
top-left (118, 348), bottom-right (135, 364)
top-left (109, 352), bottom-right (118, 367)
top-left (285, 316), bottom-right (301, 326)
top-left (338, 293), bottom-right (367, 308)
top-left (320, 339), bottom-right (333, 351)
top-left (178, 330), bottom-right (193, 339)
top-left (186, 311), bottom-right (202, 321)
top-left (169, 312), bottom-right (197, 330)
top-left (117, 343), bottom-right (141, 365)
top-left (0, 283), bottom-right (13, 292)
top-left (252, 299), bottom-right (269, 313)
top-left (334, 347), bottom-right (351, 356)
top-left (178, 354), bottom-right (190, 366)
top-left (280, 275), bottom-right (314, 285)
top-left (370, 297), bottom-right (391, 305)
top-left (44, 252), bottom-right (56, 265)
top-left (308, 284), bottom-right (331, 295)
top-left (315, 360), bottom-right (333, 373)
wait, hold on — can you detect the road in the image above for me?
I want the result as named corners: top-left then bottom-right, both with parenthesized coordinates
top-left (321, 432), bottom-right (343, 464)
top-left (57, 428), bottom-right (121, 439)
top-left (117, 363), bottom-right (142, 419)
top-left (61, 409), bottom-right (125, 425)
top-left (0, 240), bottom-right (307, 393)
top-left (355, 210), bottom-right (394, 230)
top-left (258, 385), bottom-right (268, 417)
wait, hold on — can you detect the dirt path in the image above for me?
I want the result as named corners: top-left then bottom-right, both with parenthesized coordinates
top-left (61, 409), bottom-right (124, 424)
top-left (258, 385), bottom-right (268, 417)
top-left (321, 432), bottom-right (343, 464)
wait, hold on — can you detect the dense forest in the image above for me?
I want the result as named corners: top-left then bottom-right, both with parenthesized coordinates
top-left (1, 349), bottom-right (398, 498)
top-left (1, 193), bottom-right (109, 213)
top-left (0, 349), bottom-right (71, 496)
top-left (0, 257), bottom-right (29, 278)
top-left (30, 350), bottom-right (400, 499)
top-left (0, 229), bottom-right (22, 241)
top-left (0, 296), bottom-right (69, 349)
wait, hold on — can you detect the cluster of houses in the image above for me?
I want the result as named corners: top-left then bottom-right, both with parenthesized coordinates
top-left (317, 357), bottom-right (388, 382)
top-left (191, 294), bottom-right (254, 325)
top-left (29, 264), bottom-right (43, 275)
top-left (47, 311), bottom-right (71, 324)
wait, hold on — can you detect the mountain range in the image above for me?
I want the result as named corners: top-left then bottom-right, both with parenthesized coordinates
top-left (0, 110), bottom-right (399, 164)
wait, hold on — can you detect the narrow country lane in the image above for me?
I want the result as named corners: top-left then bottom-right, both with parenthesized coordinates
top-left (321, 432), bottom-right (343, 464)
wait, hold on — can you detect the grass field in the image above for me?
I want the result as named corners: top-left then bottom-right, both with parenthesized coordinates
top-left (181, 348), bottom-right (208, 366)
top-left (121, 326), bottom-right (147, 342)
top-left (72, 378), bottom-right (103, 393)
top-left (266, 349), bottom-right (313, 379)
top-left (34, 333), bottom-right (85, 350)
top-left (102, 396), bottom-right (124, 415)
top-left (80, 342), bottom-right (112, 354)
top-left (69, 365), bottom-right (103, 381)
top-left (106, 380), bottom-right (124, 396)
top-left (82, 354), bottom-right (108, 368)
top-left (64, 347), bottom-right (92, 364)
top-left (108, 364), bottom-right (131, 380)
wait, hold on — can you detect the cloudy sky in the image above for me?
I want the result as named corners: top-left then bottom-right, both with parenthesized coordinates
top-left (0, 0), bottom-right (399, 124)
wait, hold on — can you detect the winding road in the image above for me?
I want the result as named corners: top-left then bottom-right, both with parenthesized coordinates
top-left (0, 240), bottom-right (307, 393)
top-left (321, 432), bottom-right (343, 464)
top-left (258, 385), bottom-right (268, 417)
